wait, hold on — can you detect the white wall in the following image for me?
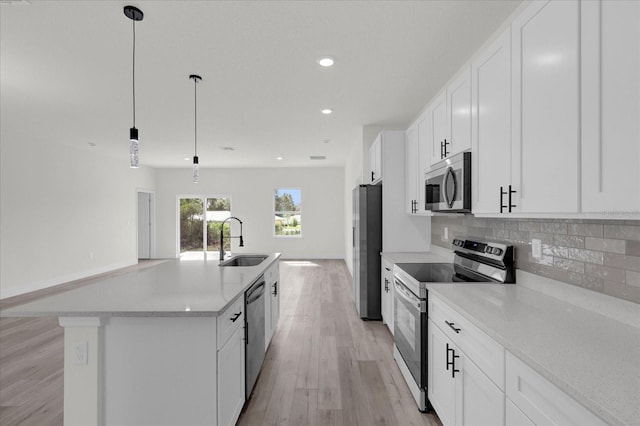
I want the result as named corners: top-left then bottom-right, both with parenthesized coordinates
top-left (154, 167), bottom-right (345, 260)
top-left (0, 139), bottom-right (156, 299)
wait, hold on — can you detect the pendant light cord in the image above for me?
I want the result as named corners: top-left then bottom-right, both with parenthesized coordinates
top-left (194, 78), bottom-right (198, 156)
top-left (132, 19), bottom-right (136, 127)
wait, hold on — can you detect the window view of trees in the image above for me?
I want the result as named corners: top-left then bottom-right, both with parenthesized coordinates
top-left (274, 188), bottom-right (301, 236)
top-left (179, 197), bottom-right (231, 254)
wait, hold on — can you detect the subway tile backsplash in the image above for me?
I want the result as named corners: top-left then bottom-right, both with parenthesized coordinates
top-left (431, 216), bottom-right (640, 304)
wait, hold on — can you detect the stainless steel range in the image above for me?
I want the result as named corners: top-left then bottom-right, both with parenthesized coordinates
top-left (392, 237), bottom-right (515, 411)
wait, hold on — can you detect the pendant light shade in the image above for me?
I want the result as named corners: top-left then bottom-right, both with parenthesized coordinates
top-left (190, 74), bottom-right (202, 183)
top-left (124, 6), bottom-right (143, 168)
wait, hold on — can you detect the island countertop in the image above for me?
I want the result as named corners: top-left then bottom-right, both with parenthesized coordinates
top-left (0, 253), bottom-right (281, 317)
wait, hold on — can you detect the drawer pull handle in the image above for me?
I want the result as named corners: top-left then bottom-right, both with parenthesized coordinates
top-left (230, 312), bottom-right (242, 322)
top-left (445, 320), bottom-right (461, 334)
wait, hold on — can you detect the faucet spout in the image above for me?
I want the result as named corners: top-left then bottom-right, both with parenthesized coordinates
top-left (220, 216), bottom-right (244, 261)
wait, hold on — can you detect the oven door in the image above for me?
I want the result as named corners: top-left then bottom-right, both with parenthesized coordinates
top-left (393, 278), bottom-right (427, 389)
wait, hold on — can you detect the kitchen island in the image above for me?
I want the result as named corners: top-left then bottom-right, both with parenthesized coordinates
top-left (1, 253), bottom-right (281, 426)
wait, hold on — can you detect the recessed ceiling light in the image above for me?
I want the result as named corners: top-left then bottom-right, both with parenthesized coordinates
top-left (184, 157), bottom-right (190, 161)
top-left (317, 56), bottom-right (335, 67)
top-left (276, 156), bottom-right (284, 160)
top-left (321, 108), bottom-right (333, 115)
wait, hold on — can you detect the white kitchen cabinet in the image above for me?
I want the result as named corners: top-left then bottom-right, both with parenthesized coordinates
top-left (581, 0), bottom-right (640, 215)
top-left (406, 113), bottom-right (432, 216)
top-left (380, 130), bottom-right (431, 252)
top-left (471, 29), bottom-right (512, 214)
top-left (510, 0), bottom-right (581, 213)
top-left (264, 260), bottom-right (280, 349)
top-left (506, 351), bottom-right (606, 426)
top-left (368, 134), bottom-right (382, 184)
top-left (381, 259), bottom-right (394, 335)
top-left (405, 124), bottom-right (420, 214)
top-left (430, 67), bottom-right (472, 166)
top-left (217, 316), bottom-right (245, 426)
top-left (506, 398), bottom-right (535, 426)
top-left (428, 294), bottom-right (505, 426)
top-left (428, 319), bottom-right (504, 426)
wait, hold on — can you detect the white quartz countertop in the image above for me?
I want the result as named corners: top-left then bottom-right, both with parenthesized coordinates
top-left (426, 282), bottom-right (640, 426)
top-left (1, 253), bottom-right (281, 317)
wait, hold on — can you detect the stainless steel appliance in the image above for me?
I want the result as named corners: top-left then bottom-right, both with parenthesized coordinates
top-left (425, 151), bottom-right (471, 213)
top-left (352, 184), bottom-right (383, 320)
top-left (393, 237), bottom-right (514, 411)
top-left (245, 276), bottom-right (266, 399)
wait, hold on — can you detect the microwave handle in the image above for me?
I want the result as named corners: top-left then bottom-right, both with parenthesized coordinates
top-left (443, 167), bottom-right (457, 209)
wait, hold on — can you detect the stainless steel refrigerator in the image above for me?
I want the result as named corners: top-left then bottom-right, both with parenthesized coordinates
top-left (352, 184), bottom-right (382, 320)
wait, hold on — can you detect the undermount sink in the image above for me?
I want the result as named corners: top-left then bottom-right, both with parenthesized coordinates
top-left (219, 255), bottom-right (268, 267)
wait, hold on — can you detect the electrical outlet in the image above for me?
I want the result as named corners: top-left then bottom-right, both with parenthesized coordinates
top-left (443, 227), bottom-right (449, 241)
top-left (532, 238), bottom-right (542, 259)
top-left (73, 341), bottom-right (88, 365)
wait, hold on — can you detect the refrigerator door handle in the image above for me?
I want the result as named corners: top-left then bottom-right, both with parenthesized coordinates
top-left (352, 227), bottom-right (355, 247)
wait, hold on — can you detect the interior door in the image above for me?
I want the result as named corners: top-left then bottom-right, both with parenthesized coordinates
top-left (137, 191), bottom-right (151, 259)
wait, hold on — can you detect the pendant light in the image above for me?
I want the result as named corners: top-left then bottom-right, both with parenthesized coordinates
top-left (124, 5), bottom-right (143, 168)
top-left (190, 74), bottom-right (202, 183)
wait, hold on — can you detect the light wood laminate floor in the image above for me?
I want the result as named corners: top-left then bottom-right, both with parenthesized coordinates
top-left (0, 259), bottom-right (440, 426)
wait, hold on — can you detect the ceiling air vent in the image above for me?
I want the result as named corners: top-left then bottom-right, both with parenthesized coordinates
top-left (309, 156), bottom-right (326, 160)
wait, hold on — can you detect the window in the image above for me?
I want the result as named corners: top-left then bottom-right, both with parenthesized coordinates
top-left (274, 188), bottom-right (301, 237)
top-left (179, 197), bottom-right (231, 255)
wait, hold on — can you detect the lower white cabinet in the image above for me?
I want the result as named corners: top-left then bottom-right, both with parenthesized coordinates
top-left (217, 321), bottom-right (245, 426)
top-left (506, 351), bottom-right (606, 426)
top-left (381, 259), bottom-right (394, 335)
top-left (264, 260), bottom-right (280, 349)
top-left (428, 318), bottom-right (504, 426)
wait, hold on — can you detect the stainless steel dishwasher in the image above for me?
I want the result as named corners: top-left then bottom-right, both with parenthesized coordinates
top-left (244, 275), bottom-right (266, 399)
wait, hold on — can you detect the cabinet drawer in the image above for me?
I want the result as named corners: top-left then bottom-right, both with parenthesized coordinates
top-left (217, 296), bottom-right (244, 350)
top-left (506, 351), bottom-right (606, 426)
top-left (429, 294), bottom-right (504, 390)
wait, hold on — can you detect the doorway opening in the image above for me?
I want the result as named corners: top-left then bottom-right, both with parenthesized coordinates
top-left (179, 196), bottom-right (232, 259)
top-left (137, 190), bottom-right (156, 259)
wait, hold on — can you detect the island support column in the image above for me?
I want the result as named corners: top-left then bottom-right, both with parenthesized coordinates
top-left (58, 317), bottom-right (104, 426)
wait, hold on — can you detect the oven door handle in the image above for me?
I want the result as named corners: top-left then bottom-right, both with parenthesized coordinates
top-left (393, 279), bottom-right (425, 312)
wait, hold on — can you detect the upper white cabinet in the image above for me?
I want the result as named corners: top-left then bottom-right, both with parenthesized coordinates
top-left (472, 29), bottom-right (512, 214)
top-left (581, 0), bottom-right (640, 215)
top-left (369, 134), bottom-right (382, 184)
top-left (405, 124), bottom-right (420, 214)
top-left (511, 0), bottom-right (581, 214)
top-left (405, 112), bottom-right (432, 215)
top-left (430, 67), bottom-right (472, 166)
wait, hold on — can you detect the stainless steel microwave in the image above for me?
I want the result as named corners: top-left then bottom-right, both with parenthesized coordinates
top-left (425, 151), bottom-right (471, 213)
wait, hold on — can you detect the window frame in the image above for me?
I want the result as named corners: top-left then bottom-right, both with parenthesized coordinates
top-left (273, 187), bottom-right (302, 238)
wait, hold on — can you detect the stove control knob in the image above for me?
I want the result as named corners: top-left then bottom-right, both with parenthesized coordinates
top-left (494, 248), bottom-right (503, 256)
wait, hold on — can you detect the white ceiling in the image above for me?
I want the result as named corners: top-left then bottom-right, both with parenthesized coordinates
top-left (1, 0), bottom-right (521, 169)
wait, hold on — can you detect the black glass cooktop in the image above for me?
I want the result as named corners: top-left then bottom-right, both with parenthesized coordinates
top-left (395, 262), bottom-right (473, 283)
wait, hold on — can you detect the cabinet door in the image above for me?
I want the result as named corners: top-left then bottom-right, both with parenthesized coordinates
top-left (472, 29), bottom-right (511, 214)
top-left (506, 398), bottom-right (535, 426)
top-left (405, 125), bottom-right (419, 214)
top-left (447, 67), bottom-right (472, 158)
top-left (511, 0), bottom-right (580, 213)
top-left (417, 115), bottom-right (431, 213)
top-left (271, 280), bottom-right (280, 331)
top-left (458, 354), bottom-right (504, 426)
top-left (581, 0), bottom-right (640, 215)
top-left (369, 135), bottom-right (382, 184)
top-left (428, 320), bottom-right (456, 426)
top-left (265, 278), bottom-right (273, 350)
top-left (217, 325), bottom-right (245, 426)
top-left (430, 93), bottom-right (448, 166)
